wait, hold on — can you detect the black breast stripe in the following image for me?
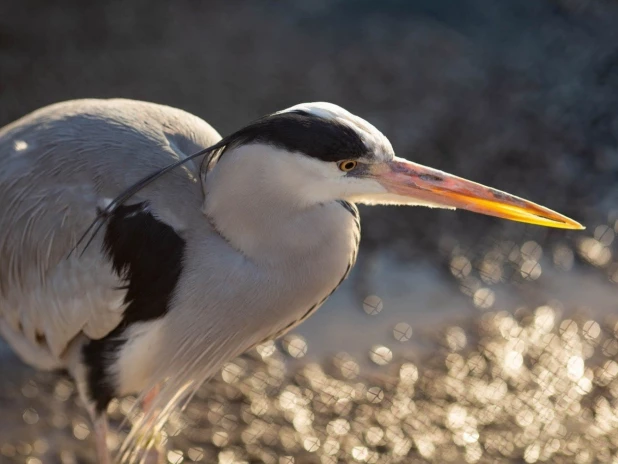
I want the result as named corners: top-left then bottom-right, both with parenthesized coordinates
top-left (82, 202), bottom-right (186, 413)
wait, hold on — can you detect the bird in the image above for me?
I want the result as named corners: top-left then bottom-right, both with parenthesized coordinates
top-left (0, 99), bottom-right (583, 463)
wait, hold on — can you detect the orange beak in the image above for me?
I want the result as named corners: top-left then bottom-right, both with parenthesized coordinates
top-left (369, 157), bottom-right (584, 230)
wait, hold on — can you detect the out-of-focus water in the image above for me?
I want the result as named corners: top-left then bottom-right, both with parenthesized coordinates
top-left (3, 223), bottom-right (618, 463)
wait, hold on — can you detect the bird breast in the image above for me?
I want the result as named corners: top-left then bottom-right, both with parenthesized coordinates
top-left (113, 200), bottom-right (360, 395)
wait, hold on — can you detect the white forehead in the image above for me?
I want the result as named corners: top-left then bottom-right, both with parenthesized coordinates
top-left (278, 102), bottom-right (394, 161)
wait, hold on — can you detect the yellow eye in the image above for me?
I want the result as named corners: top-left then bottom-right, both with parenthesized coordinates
top-left (338, 160), bottom-right (358, 172)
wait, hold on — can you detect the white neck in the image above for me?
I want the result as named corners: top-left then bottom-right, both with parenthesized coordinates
top-left (202, 144), bottom-right (349, 262)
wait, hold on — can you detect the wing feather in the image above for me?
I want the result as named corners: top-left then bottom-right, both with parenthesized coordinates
top-left (0, 98), bottom-right (221, 369)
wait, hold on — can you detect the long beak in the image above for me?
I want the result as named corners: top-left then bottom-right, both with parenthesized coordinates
top-left (369, 157), bottom-right (584, 230)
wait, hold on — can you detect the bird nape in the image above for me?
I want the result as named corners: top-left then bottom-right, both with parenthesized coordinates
top-left (0, 99), bottom-right (583, 463)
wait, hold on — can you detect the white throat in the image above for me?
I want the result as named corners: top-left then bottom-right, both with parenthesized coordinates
top-left (202, 144), bottom-right (355, 262)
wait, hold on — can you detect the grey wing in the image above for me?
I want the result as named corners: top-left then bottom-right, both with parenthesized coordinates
top-left (0, 164), bottom-right (124, 369)
top-left (0, 99), bottom-right (221, 370)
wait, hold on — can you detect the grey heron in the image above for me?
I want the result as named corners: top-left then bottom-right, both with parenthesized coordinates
top-left (0, 99), bottom-right (583, 463)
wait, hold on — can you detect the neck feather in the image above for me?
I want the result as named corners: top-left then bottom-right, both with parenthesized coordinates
top-left (202, 145), bottom-right (348, 262)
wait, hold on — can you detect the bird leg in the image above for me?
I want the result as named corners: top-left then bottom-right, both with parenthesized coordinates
top-left (94, 414), bottom-right (113, 464)
top-left (142, 384), bottom-right (160, 413)
top-left (139, 384), bottom-right (165, 464)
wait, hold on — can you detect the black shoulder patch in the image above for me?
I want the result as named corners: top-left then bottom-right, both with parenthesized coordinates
top-left (82, 202), bottom-right (186, 412)
top-left (102, 202), bottom-right (185, 325)
top-left (223, 110), bottom-right (369, 162)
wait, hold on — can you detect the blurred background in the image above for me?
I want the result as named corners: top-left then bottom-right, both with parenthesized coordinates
top-left (2, 0), bottom-right (618, 462)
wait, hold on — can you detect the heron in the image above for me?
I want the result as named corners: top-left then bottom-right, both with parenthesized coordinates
top-left (0, 99), bottom-right (583, 463)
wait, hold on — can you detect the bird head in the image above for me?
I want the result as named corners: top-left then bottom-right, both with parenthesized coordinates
top-left (205, 102), bottom-right (583, 230)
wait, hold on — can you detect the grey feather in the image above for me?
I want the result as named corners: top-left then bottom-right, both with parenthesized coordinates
top-left (0, 99), bottom-right (365, 460)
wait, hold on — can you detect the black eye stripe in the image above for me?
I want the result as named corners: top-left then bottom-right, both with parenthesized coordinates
top-left (223, 111), bottom-right (370, 162)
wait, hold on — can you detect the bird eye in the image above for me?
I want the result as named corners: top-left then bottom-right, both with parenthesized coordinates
top-left (338, 160), bottom-right (358, 172)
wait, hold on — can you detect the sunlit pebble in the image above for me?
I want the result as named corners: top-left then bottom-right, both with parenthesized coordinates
top-left (578, 237), bottom-right (612, 267)
top-left (521, 241), bottom-right (543, 261)
top-left (463, 429), bottom-right (480, 444)
top-left (59, 450), bottom-right (77, 464)
top-left (446, 404), bottom-right (467, 429)
top-left (507, 244), bottom-right (521, 262)
top-left (33, 439), bottom-right (48, 455)
top-left (283, 334), bottom-right (308, 358)
top-left (72, 422), bottom-right (90, 440)
top-left (221, 361), bottom-right (244, 384)
top-left (1, 444), bottom-right (17, 458)
top-left (445, 326), bottom-right (467, 351)
top-left (293, 409), bottom-right (314, 432)
top-left (473, 287), bottom-right (495, 310)
top-left (415, 437), bottom-right (436, 459)
top-left (521, 259), bottom-right (542, 280)
top-left (446, 352), bottom-right (467, 376)
top-left (13, 442), bottom-right (32, 457)
top-left (302, 436), bottom-right (320, 452)
top-left (522, 442), bottom-right (541, 463)
top-left (167, 450), bottom-right (184, 464)
top-left (465, 443), bottom-right (483, 463)
top-left (320, 457), bottom-right (337, 464)
top-left (595, 224), bottom-right (615, 246)
top-left (120, 396), bottom-right (137, 416)
top-left (369, 345), bottom-right (392, 365)
top-left (582, 320), bottom-right (601, 340)
top-left (256, 340), bottom-right (277, 358)
top-left (279, 457), bottom-right (294, 464)
top-left (553, 244), bottom-right (574, 271)
top-left (326, 418), bottom-right (350, 436)
top-left (567, 356), bottom-right (585, 381)
top-left (22, 408), bottom-right (39, 425)
top-left (602, 339), bottom-right (618, 357)
top-left (399, 363), bottom-right (419, 383)
top-left (322, 437), bottom-right (340, 456)
top-left (279, 390), bottom-right (298, 410)
top-left (26, 458), bottom-right (41, 464)
top-left (533, 305), bottom-right (556, 333)
top-left (515, 408), bottom-right (535, 427)
top-left (362, 295), bottom-right (383, 315)
top-left (479, 259), bottom-right (502, 284)
top-left (366, 386), bottom-right (384, 404)
top-left (217, 450), bottom-right (235, 464)
top-left (559, 319), bottom-right (578, 336)
top-left (450, 255), bottom-right (472, 279)
top-left (212, 430), bottom-right (229, 448)
top-left (504, 350), bottom-right (523, 372)
top-left (279, 428), bottom-right (298, 451)
top-left (351, 446), bottom-right (369, 462)
top-left (219, 414), bottom-right (238, 432)
top-left (393, 322), bottom-right (412, 342)
top-left (365, 426), bottom-right (384, 445)
top-left (341, 360), bottom-right (360, 379)
top-left (54, 379), bottom-right (74, 401)
top-left (391, 438), bottom-right (412, 457)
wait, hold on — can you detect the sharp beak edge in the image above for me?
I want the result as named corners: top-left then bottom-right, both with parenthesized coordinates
top-left (371, 157), bottom-right (585, 230)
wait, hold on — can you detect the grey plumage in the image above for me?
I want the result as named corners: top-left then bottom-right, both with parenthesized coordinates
top-left (0, 99), bottom-right (363, 461)
top-left (0, 98), bottom-right (582, 462)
